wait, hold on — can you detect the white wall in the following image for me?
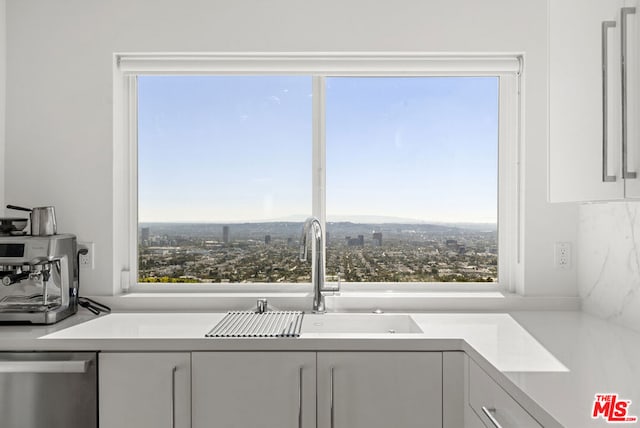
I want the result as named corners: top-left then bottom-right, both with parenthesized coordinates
top-left (0, 0), bottom-right (5, 211)
top-left (4, 0), bottom-right (578, 296)
top-left (578, 202), bottom-right (640, 332)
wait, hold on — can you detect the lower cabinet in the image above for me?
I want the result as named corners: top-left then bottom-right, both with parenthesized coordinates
top-left (441, 351), bottom-right (543, 428)
top-left (442, 351), bottom-right (485, 428)
top-left (316, 352), bottom-right (443, 428)
top-left (467, 358), bottom-right (542, 428)
top-left (192, 352), bottom-right (316, 428)
top-left (192, 351), bottom-right (441, 428)
top-left (99, 352), bottom-right (191, 428)
top-left (98, 350), bottom-right (543, 428)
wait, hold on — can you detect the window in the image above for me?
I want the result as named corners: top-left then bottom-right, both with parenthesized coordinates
top-left (137, 76), bottom-right (312, 284)
top-left (114, 54), bottom-right (521, 291)
top-left (325, 77), bottom-right (498, 283)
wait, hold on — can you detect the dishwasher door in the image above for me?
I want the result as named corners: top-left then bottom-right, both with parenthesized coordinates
top-left (0, 352), bottom-right (97, 428)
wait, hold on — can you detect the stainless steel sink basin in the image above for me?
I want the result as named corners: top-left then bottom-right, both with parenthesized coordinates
top-left (301, 313), bottom-right (423, 334)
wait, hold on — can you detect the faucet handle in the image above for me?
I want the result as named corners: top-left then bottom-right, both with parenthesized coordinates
top-left (256, 298), bottom-right (268, 314)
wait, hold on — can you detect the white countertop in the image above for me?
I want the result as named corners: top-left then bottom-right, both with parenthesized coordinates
top-left (1, 310), bottom-right (638, 427)
top-left (509, 312), bottom-right (640, 428)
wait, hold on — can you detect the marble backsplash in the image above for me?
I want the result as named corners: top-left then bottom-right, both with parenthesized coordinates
top-left (578, 202), bottom-right (640, 333)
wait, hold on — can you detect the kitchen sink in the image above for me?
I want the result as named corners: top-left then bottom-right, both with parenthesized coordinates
top-left (301, 313), bottom-right (423, 334)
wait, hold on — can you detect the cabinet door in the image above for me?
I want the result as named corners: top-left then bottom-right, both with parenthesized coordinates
top-left (99, 352), bottom-right (191, 428)
top-left (623, 0), bottom-right (640, 197)
top-left (192, 352), bottom-right (316, 428)
top-left (549, 0), bottom-right (625, 202)
top-left (317, 352), bottom-right (442, 428)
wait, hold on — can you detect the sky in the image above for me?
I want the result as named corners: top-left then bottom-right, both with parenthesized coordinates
top-left (137, 75), bottom-right (498, 224)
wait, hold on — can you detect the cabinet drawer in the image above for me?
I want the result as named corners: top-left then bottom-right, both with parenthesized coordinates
top-left (468, 359), bottom-right (542, 428)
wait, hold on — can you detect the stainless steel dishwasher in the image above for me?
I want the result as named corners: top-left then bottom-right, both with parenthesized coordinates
top-left (0, 352), bottom-right (97, 428)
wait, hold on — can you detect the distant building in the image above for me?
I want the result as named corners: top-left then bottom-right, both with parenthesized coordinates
top-left (287, 237), bottom-right (293, 247)
top-left (223, 226), bottom-right (230, 244)
top-left (140, 227), bottom-right (150, 242)
top-left (265, 234), bottom-right (271, 244)
top-left (373, 232), bottom-right (382, 246)
top-left (346, 235), bottom-right (365, 247)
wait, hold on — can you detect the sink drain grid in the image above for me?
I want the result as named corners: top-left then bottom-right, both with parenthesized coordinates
top-left (205, 311), bottom-right (304, 338)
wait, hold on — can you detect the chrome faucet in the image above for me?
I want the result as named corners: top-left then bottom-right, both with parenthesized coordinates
top-left (300, 217), bottom-right (326, 313)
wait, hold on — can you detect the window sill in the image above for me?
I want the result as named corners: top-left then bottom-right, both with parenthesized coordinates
top-left (87, 290), bottom-right (580, 313)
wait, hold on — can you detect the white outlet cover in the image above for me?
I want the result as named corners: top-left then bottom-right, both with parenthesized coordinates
top-left (554, 242), bottom-right (571, 269)
top-left (78, 242), bottom-right (95, 270)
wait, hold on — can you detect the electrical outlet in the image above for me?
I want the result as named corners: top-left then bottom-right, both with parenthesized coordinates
top-left (78, 242), bottom-right (95, 270)
top-left (554, 242), bottom-right (571, 269)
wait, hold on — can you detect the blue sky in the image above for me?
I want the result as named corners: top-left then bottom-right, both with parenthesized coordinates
top-left (138, 75), bottom-right (498, 223)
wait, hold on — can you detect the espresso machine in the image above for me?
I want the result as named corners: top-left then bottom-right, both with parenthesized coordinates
top-left (0, 234), bottom-right (79, 324)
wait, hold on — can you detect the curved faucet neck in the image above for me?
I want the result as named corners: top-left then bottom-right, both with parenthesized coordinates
top-left (300, 217), bottom-right (326, 313)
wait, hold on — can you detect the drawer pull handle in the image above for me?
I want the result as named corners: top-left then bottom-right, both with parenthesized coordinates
top-left (330, 367), bottom-right (335, 428)
top-left (298, 366), bottom-right (303, 428)
top-left (482, 406), bottom-right (504, 428)
top-left (171, 366), bottom-right (177, 428)
top-left (0, 360), bottom-right (90, 373)
top-left (602, 20), bottom-right (617, 182)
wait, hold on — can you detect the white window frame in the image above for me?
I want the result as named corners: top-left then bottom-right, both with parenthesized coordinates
top-left (113, 53), bottom-right (523, 294)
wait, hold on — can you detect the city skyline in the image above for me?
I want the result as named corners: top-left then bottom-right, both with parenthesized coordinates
top-left (138, 221), bottom-right (497, 283)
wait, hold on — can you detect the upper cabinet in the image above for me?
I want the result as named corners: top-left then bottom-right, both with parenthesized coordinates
top-left (549, 0), bottom-right (640, 201)
top-left (626, 0), bottom-right (640, 197)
